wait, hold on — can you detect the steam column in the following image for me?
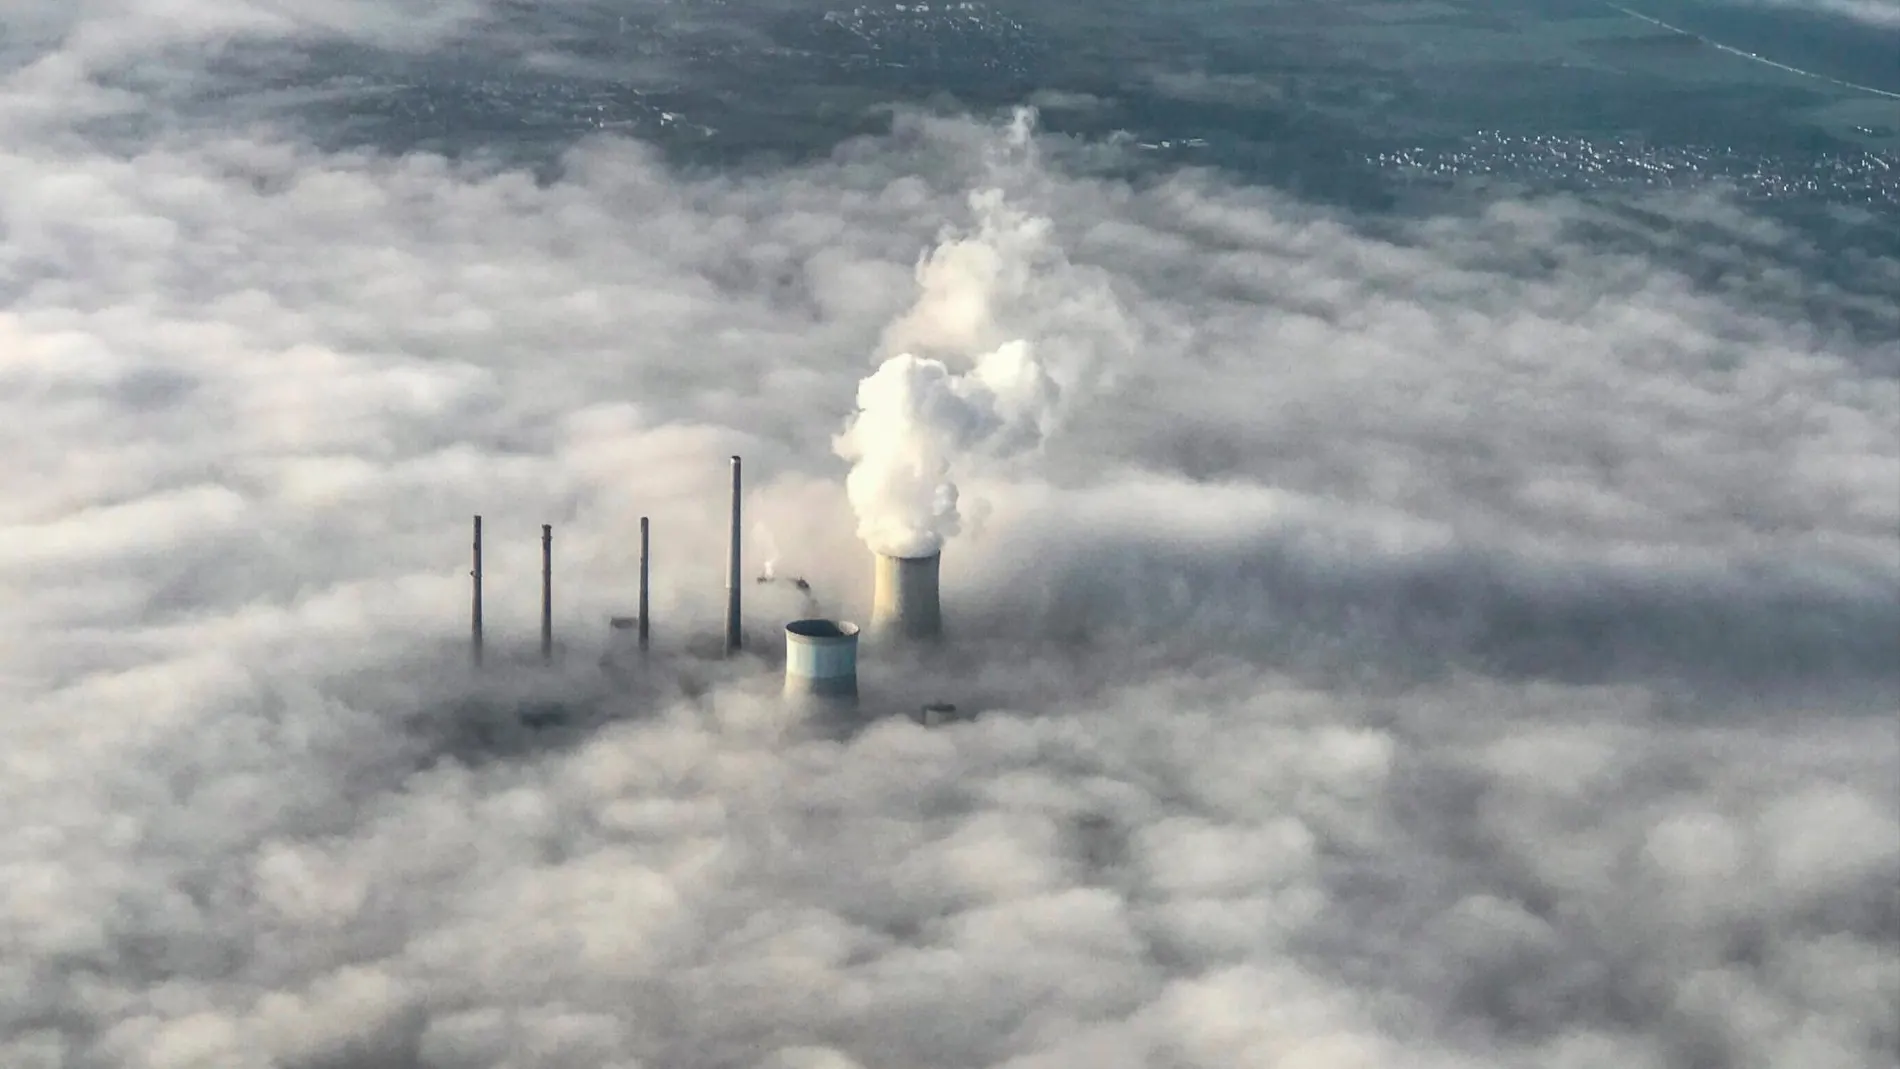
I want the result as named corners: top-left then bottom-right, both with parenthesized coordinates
top-left (724, 455), bottom-right (743, 657)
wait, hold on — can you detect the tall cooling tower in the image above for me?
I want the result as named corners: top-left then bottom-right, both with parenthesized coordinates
top-left (783, 619), bottom-right (860, 705)
top-left (870, 552), bottom-right (942, 643)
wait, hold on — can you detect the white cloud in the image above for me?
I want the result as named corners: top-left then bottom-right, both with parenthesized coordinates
top-left (2, 3), bottom-right (1896, 1068)
top-left (1749, 0), bottom-right (1900, 28)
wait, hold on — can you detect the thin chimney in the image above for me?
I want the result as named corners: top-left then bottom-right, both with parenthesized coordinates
top-left (540, 523), bottom-right (554, 663)
top-left (724, 456), bottom-right (743, 657)
top-left (638, 516), bottom-right (651, 652)
top-left (471, 515), bottom-right (484, 667)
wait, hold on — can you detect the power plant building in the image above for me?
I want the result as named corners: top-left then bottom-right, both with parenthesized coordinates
top-left (782, 618), bottom-right (861, 705)
top-left (870, 552), bottom-right (942, 643)
top-left (464, 455), bottom-right (971, 726)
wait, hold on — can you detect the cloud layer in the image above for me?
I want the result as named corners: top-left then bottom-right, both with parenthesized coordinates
top-left (1754, 0), bottom-right (1900, 28)
top-left (3, 4), bottom-right (1897, 1068)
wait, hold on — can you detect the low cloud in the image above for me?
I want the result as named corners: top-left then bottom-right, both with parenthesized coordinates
top-left (1749, 0), bottom-right (1900, 28)
top-left (3, 3), bottom-right (1897, 1068)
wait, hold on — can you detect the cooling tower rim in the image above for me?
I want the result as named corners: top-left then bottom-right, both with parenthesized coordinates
top-left (786, 618), bottom-right (860, 639)
top-left (875, 551), bottom-right (943, 561)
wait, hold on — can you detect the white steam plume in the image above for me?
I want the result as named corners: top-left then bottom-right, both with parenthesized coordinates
top-left (835, 185), bottom-right (1064, 559)
top-left (836, 341), bottom-right (1058, 557)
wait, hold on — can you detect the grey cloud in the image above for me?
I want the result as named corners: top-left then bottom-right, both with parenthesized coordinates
top-left (3, 4), bottom-right (1898, 1068)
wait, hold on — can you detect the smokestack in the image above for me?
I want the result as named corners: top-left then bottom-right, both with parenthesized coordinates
top-left (870, 551), bottom-right (942, 643)
top-left (471, 515), bottom-right (484, 667)
top-left (540, 523), bottom-right (553, 663)
top-left (783, 619), bottom-right (859, 706)
top-left (638, 516), bottom-right (651, 652)
top-left (725, 456), bottom-right (743, 657)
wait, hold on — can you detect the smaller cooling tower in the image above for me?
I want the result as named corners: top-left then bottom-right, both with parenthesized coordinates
top-left (783, 619), bottom-right (860, 705)
top-left (870, 552), bottom-right (942, 643)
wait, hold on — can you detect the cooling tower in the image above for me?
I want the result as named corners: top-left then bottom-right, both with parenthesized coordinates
top-left (870, 552), bottom-right (942, 643)
top-left (783, 619), bottom-right (860, 705)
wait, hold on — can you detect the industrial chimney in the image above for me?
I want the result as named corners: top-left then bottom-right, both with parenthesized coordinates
top-left (725, 455), bottom-right (743, 657)
top-left (782, 619), bottom-right (860, 706)
top-left (869, 552), bottom-right (942, 643)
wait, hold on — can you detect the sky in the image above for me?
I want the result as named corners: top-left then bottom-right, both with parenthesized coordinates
top-left (2, 3), bottom-right (1897, 1069)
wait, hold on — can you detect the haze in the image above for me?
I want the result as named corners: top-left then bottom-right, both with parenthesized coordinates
top-left (2, 2), bottom-right (1896, 1068)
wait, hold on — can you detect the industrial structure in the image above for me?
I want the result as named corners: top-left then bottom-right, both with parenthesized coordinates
top-left (540, 523), bottom-right (554, 662)
top-left (471, 515), bottom-right (484, 667)
top-left (465, 454), bottom-right (962, 724)
top-left (782, 618), bottom-right (861, 706)
top-left (469, 518), bottom-right (565, 667)
top-left (724, 455), bottom-right (744, 658)
top-left (870, 551), bottom-right (943, 643)
top-left (637, 516), bottom-right (651, 651)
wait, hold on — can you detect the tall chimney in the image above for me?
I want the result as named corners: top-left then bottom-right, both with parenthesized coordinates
top-left (782, 619), bottom-right (860, 707)
top-left (471, 515), bottom-right (484, 667)
top-left (638, 515), bottom-right (651, 652)
top-left (724, 455), bottom-right (743, 657)
top-left (540, 523), bottom-right (553, 663)
top-left (870, 551), bottom-right (942, 643)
